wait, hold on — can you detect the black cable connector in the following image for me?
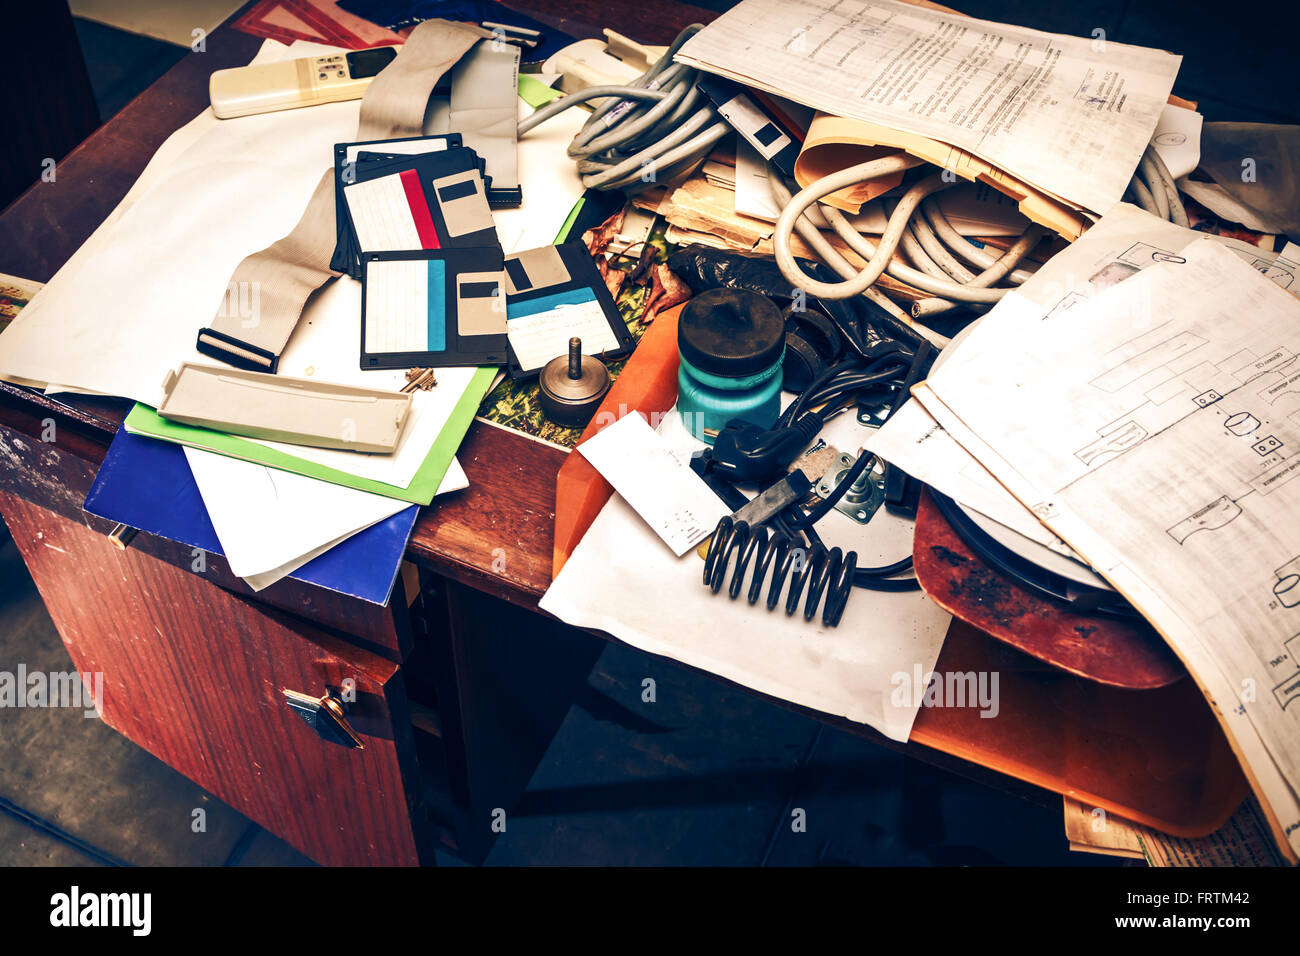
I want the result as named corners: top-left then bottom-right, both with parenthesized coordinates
top-left (709, 410), bottom-right (825, 484)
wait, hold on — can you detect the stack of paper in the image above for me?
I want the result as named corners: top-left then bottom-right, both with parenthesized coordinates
top-left (870, 202), bottom-right (1300, 861)
top-left (1064, 795), bottom-right (1290, 866)
top-left (675, 0), bottom-right (1182, 232)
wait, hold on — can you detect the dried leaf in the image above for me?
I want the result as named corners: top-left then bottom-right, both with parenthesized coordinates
top-left (604, 268), bottom-right (627, 299)
top-left (643, 264), bottom-right (690, 325)
top-left (582, 207), bottom-right (627, 258)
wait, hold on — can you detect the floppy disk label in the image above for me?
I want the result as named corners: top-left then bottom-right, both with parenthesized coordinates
top-left (502, 240), bottom-right (634, 378)
top-left (431, 170), bottom-right (496, 239)
top-left (456, 272), bottom-right (507, 336)
top-left (346, 170), bottom-right (442, 252)
top-left (506, 289), bottom-right (619, 372)
top-left (504, 244), bottom-right (570, 294)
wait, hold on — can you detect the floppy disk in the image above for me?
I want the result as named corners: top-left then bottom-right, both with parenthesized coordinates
top-left (331, 133), bottom-right (463, 275)
top-left (361, 248), bottom-right (509, 369)
top-left (503, 240), bottom-right (634, 379)
top-left (695, 74), bottom-right (802, 180)
top-left (339, 148), bottom-right (499, 279)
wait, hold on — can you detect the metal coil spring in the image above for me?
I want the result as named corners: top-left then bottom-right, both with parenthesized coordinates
top-left (702, 517), bottom-right (856, 627)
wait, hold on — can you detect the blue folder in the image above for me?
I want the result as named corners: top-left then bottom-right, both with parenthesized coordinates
top-left (84, 426), bottom-right (418, 605)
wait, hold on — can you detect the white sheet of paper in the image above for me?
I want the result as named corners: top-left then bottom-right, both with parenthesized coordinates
top-left (677, 0), bottom-right (1181, 213)
top-left (0, 40), bottom-right (360, 406)
top-left (867, 205), bottom-right (1300, 558)
top-left (0, 39), bottom-right (587, 398)
top-left (542, 408), bottom-right (952, 741)
top-left (184, 445), bottom-right (467, 582)
top-left (576, 412), bottom-right (730, 555)
top-left (492, 98), bottom-right (589, 253)
top-left (1150, 104), bottom-right (1203, 180)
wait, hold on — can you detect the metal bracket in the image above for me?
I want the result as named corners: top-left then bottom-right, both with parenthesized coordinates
top-left (815, 453), bottom-right (887, 524)
top-left (856, 403), bottom-right (891, 429)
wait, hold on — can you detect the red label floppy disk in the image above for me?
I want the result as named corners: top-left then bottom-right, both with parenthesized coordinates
top-left (339, 146), bottom-right (499, 277)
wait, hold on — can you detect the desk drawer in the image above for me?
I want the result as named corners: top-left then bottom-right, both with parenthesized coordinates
top-left (1, 490), bottom-right (428, 866)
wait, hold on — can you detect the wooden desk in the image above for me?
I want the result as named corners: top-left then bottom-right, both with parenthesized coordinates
top-left (0, 0), bottom-right (1218, 866)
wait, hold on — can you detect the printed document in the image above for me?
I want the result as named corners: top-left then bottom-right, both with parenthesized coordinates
top-left (676, 0), bottom-right (1181, 213)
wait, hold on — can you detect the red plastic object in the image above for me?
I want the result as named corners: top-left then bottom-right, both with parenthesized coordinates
top-left (912, 488), bottom-right (1185, 689)
top-left (552, 304), bottom-right (684, 578)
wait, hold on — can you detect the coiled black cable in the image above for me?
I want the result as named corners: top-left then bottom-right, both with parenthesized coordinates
top-left (703, 517), bottom-right (856, 627)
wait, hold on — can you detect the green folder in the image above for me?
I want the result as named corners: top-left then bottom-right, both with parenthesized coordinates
top-left (517, 74), bottom-right (565, 109)
top-left (124, 366), bottom-right (497, 505)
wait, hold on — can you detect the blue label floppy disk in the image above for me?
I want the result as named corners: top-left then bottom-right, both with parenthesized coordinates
top-left (361, 247), bottom-right (508, 369)
top-left (503, 240), bottom-right (633, 379)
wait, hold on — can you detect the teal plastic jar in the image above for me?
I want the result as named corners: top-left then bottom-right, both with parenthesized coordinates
top-left (677, 289), bottom-right (785, 444)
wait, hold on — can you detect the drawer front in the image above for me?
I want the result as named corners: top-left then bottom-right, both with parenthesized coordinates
top-left (0, 408), bottom-right (408, 661)
top-left (1, 490), bottom-right (425, 866)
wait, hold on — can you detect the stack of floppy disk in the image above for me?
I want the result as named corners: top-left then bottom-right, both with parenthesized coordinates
top-left (334, 132), bottom-right (631, 379)
top-left (334, 133), bottom-right (510, 368)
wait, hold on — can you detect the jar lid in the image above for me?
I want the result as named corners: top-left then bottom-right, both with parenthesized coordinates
top-left (678, 289), bottom-right (785, 377)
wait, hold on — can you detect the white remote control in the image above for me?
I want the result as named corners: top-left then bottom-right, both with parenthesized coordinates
top-left (209, 46), bottom-right (399, 119)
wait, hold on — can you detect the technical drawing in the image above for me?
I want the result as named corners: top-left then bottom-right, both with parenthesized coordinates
top-left (1044, 291), bottom-right (1087, 320)
top-left (1193, 389), bottom-right (1223, 408)
top-left (1115, 241), bottom-right (1186, 268)
top-left (1257, 366), bottom-right (1300, 405)
top-left (1275, 671), bottom-right (1300, 709)
top-left (1226, 411), bottom-right (1261, 436)
top-left (1253, 435), bottom-right (1284, 456)
top-left (1253, 256), bottom-right (1296, 291)
top-left (1273, 634), bottom-right (1300, 709)
top-left (1166, 496), bottom-right (1243, 544)
top-left (1275, 556), bottom-right (1300, 609)
top-left (1088, 260), bottom-right (1139, 291)
top-left (1076, 420), bottom-right (1148, 466)
top-left (1090, 331), bottom-right (1208, 393)
top-left (1230, 347), bottom-right (1297, 387)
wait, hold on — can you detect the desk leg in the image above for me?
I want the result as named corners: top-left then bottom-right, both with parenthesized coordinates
top-left (412, 573), bottom-right (604, 863)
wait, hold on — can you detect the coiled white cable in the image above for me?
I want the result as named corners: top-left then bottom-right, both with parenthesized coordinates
top-left (770, 160), bottom-right (1045, 328)
top-left (1129, 144), bottom-right (1189, 227)
top-left (768, 143), bottom-right (1184, 326)
top-left (518, 25), bottom-right (729, 192)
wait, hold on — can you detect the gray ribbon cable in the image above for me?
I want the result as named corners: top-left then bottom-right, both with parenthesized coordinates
top-left (425, 38), bottom-right (522, 206)
top-left (197, 19), bottom-right (491, 372)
